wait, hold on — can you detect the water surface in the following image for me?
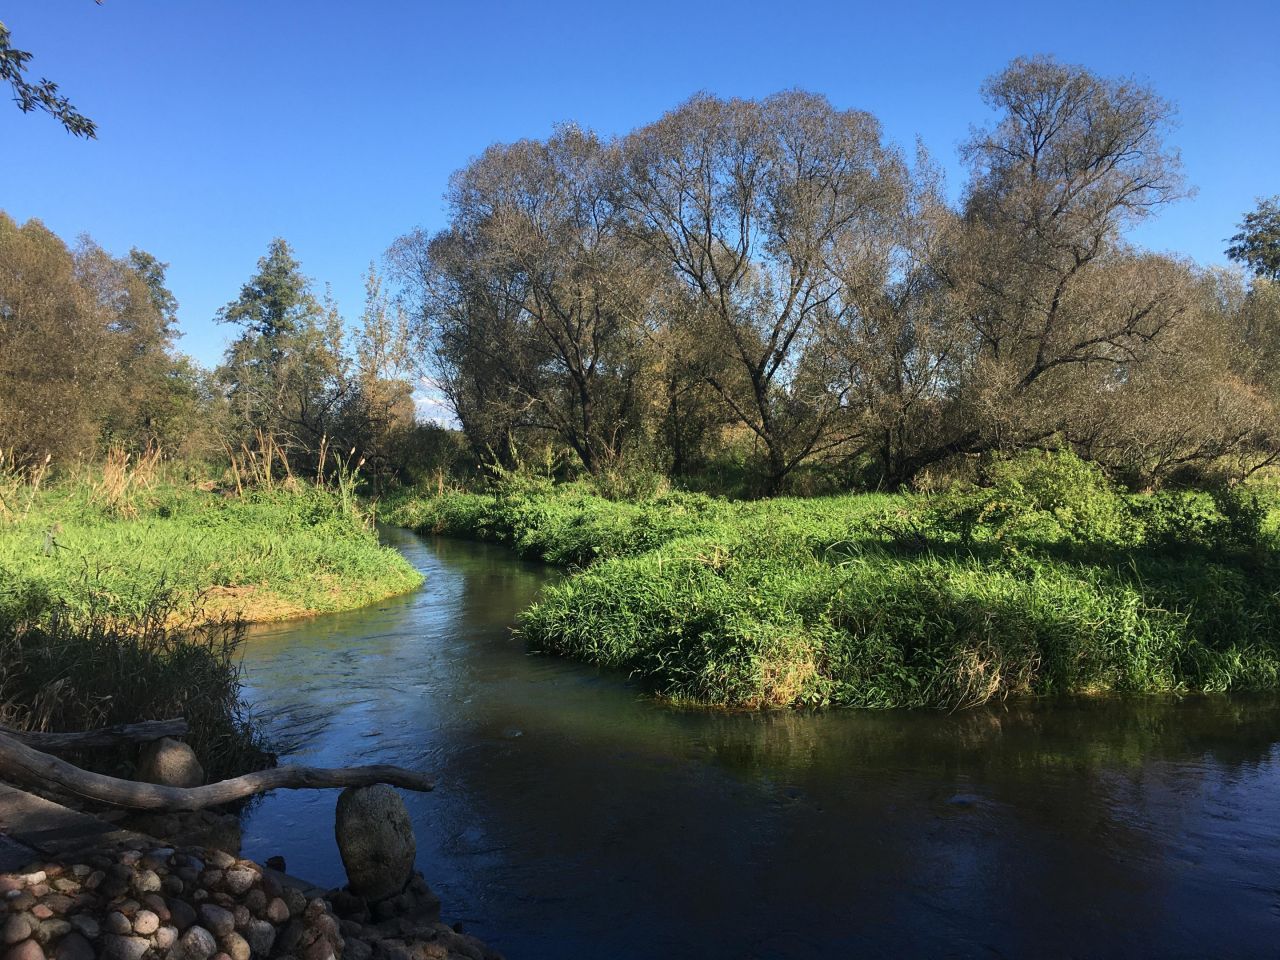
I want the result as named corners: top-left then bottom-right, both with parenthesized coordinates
top-left (238, 528), bottom-right (1280, 958)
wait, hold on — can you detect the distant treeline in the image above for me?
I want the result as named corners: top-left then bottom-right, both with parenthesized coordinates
top-left (2, 55), bottom-right (1277, 496)
top-left (0, 220), bottom-right (457, 484)
top-left (391, 55), bottom-right (1280, 494)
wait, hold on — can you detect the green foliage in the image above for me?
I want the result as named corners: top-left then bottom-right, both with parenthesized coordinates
top-left (393, 457), bottom-right (1280, 710)
top-left (0, 595), bottom-right (270, 780)
top-left (0, 475), bottom-right (423, 621)
top-left (0, 19), bottom-right (95, 137)
top-left (1227, 195), bottom-right (1280, 282)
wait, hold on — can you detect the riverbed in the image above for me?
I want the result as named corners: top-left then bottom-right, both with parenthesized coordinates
top-left (237, 527), bottom-right (1280, 958)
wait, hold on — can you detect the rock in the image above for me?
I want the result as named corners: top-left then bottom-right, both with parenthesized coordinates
top-left (220, 931), bottom-right (251, 960)
top-left (52, 933), bottom-right (93, 960)
top-left (27, 909), bottom-right (50, 924)
top-left (168, 898), bottom-right (197, 932)
top-left (206, 852), bottom-right (235, 871)
top-left (264, 856), bottom-right (286, 872)
top-left (222, 869), bottom-right (256, 896)
top-left (49, 880), bottom-right (77, 896)
top-left (135, 737), bottom-right (204, 788)
top-left (104, 913), bottom-right (132, 936)
top-left (132, 909), bottom-right (159, 935)
top-left (2, 939), bottom-right (45, 960)
top-left (132, 870), bottom-right (161, 894)
top-left (197, 905), bottom-right (235, 938)
top-left (334, 785), bottom-right (416, 902)
top-left (6, 895), bottom-right (34, 913)
top-left (266, 897), bottom-right (290, 924)
top-left (140, 893), bottom-right (170, 921)
top-left (201, 870), bottom-right (224, 890)
top-left (2, 917), bottom-right (32, 946)
top-left (16, 872), bottom-right (46, 887)
top-left (39, 896), bottom-right (72, 916)
top-left (26, 886), bottom-right (48, 900)
top-left (283, 887), bottom-right (307, 918)
top-left (82, 872), bottom-right (103, 892)
top-left (66, 915), bottom-right (98, 940)
top-left (99, 935), bottom-right (149, 960)
top-left (243, 918), bottom-right (275, 955)
top-left (243, 888), bottom-right (266, 918)
top-left (0, 878), bottom-right (21, 896)
top-left (154, 925), bottom-right (178, 950)
top-left (32, 920), bottom-right (70, 946)
top-left (177, 925), bottom-right (218, 960)
top-left (345, 938), bottom-right (373, 960)
top-left (115, 900), bottom-right (140, 918)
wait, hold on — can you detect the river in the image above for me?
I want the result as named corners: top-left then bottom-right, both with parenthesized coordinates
top-left (237, 527), bottom-right (1280, 959)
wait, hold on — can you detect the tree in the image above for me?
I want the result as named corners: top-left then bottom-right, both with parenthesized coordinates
top-left (216, 239), bottom-right (348, 459)
top-left (1227, 196), bottom-right (1280, 281)
top-left (900, 55), bottom-right (1192, 479)
top-left (0, 18), bottom-right (95, 138)
top-left (397, 126), bottom-right (654, 475)
top-left (619, 91), bottom-right (910, 493)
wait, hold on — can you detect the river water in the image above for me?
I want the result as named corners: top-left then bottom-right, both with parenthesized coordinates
top-left (237, 528), bottom-right (1280, 958)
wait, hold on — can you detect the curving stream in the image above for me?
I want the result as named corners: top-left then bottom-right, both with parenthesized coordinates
top-left (238, 528), bottom-right (1280, 958)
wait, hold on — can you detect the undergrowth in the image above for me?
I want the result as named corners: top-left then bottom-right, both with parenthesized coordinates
top-left (387, 452), bottom-right (1280, 710)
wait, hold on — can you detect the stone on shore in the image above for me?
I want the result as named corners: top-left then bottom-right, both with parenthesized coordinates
top-left (134, 737), bottom-right (204, 788)
top-left (334, 785), bottom-right (416, 902)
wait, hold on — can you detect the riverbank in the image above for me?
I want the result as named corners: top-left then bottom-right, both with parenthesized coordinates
top-left (386, 457), bottom-right (1280, 710)
top-left (0, 783), bottom-right (499, 960)
top-left (0, 481), bottom-right (422, 624)
top-left (0, 477), bottom-right (423, 779)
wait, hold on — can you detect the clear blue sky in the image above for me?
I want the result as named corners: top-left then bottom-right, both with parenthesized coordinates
top-left (3, 0), bottom-right (1277, 369)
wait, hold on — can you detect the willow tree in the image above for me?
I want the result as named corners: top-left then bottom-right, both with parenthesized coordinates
top-left (619, 91), bottom-right (911, 493)
top-left (396, 126), bottom-right (655, 474)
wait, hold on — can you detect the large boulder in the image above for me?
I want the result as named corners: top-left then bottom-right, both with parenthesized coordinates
top-left (134, 738), bottom-right (204, 789)
top-left (334, 786), bottom-right (415, 901)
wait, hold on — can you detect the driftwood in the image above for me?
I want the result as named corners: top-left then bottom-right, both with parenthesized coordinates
top-left (3, 718), bottom-right (190, 753)
top-left (0, 730), bottom-right (434, 811)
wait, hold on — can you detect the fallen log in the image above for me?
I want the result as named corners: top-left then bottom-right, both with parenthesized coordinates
top-left (3, 718), bottom-right (189, 752)
top-left (0, 731), bottom-right (433, 811)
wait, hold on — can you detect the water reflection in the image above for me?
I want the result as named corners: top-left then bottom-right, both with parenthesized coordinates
top-left (238, 529), bottom-right (1280, 959)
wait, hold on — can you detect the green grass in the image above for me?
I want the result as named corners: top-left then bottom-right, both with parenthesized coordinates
top-left (0, 480), bottom-right (424, 622)
top-left (387, 465), bottom-right (1280, 710)
top-left (0, 474), bottom-right (424, 779)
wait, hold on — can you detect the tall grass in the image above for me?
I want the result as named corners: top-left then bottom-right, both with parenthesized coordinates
top-left (0, 588), bottom-right (271, 779)
top-left (388, 457), bottom-right (1280, 710)
top-left (0, 475), bottom-right (423, 621)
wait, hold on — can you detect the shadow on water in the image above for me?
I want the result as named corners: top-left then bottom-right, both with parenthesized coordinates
top-left (237, 527), bottom-right (1280, 959)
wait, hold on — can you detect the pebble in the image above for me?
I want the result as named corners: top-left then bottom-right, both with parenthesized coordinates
top-left (3, 938), bottom-right (46, 960)
top-left (222, 869), bottom-right (256, 896)
top-left (220, 930), bottom-right (251, 960)
top-left (27, 909), bottom-right (50, 924)
top-left (132, 870), bottom-right (161, 894)
top-left (266, 897), bottom-right (290, 924)
top-left (168, 898), bottom-right (197, 932)
top-left (131, 909), bottom-right (159, 936)
top-left (178, 924), bottom-right (218, 960)
top-left (154, 925), bottom-right (178, 950)
top-left (2, 916), bottom-right (32, 945)
top-left (104, 912), bottom-right (131, 936)
top-left (65, 916), bottom-right (97, 941)
top-left (198, 904), bottom-right (235, 938)
top-left (52, 932), bottom-right (93, 960)
top-left (100, 934), bottom-right (148, 960)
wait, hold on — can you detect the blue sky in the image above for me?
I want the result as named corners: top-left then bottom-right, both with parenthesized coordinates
top-left (2, 0), bottom-right (1277, 369)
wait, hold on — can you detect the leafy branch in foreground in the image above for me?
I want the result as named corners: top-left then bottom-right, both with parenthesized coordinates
top-left (0, 18), bottom-right (96, 138)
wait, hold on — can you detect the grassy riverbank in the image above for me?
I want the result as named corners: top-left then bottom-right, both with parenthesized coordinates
top-left (0, 480), bottom-right (423, 622)
top-left (0, 475), bottom-right (422, 775)
top-left (387, 455), bottom-right (1280, 710)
